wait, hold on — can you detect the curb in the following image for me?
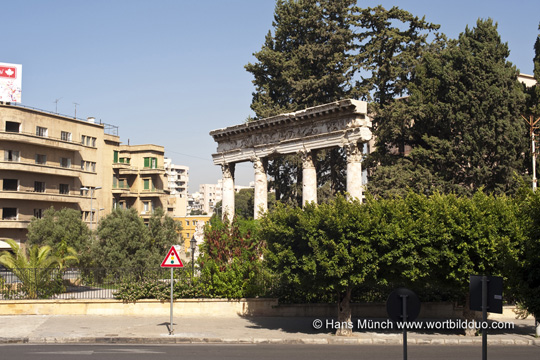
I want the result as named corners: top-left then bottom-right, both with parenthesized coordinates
top-left (0, 337), bottom-right (537, 346)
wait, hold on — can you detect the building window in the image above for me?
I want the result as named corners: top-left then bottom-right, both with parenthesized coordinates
top-left (113, 150), bottom-right (119, 163)
top-left (143, 201), bottom-right (151, 214)
top-left (143, 178), bottom-right (152, 190)
top-left (34, 209), bottom-right (44, 219)
top-left (81, 135), bottom-right (97, 147)
top-left (59, 184), bottom-right (69, 195)
top-left (5, 121), bottom-right (20, 132)
top-left (2, 208), bottom-right (17, 220)
top-left (4, 150), bottom-right (20, 162)
top-left (2, 179), bottom-right (18, 191)
top-left (60, 157), bottom-right (71, 168)
top-left (144, 157), bottom-right (157, 169)
top-left (36, 126), bottom-right (48, 137)
top-left (34, 181), bottom-right (46, 193)
top-left (35, 154), bottom-right (47, 165)
top-left (61, 131), bottom-right (72, 142)
top-left (118, 179), bottom-right (126, 189)
top-left (90, 162), bottom-right (96, 172)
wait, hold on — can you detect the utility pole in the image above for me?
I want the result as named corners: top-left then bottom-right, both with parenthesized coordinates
top-left (522, 114), bottom-right (540, 192)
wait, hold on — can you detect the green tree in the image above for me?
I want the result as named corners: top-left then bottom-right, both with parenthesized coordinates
top-left (354, 5), bottom-right (440, 106)
top-left (93, 208), bottom-right (180, 269)
top-left (514, 188), bottom-right (540, 336)
top-left (526, 23), bottom-right (540, 118)
top-left (0, 239), bottom-right (73, 298)
top-left (261, 195), bottom-right (377, 336)
top-left (147, 207), bottom-right (182, 256)
top-left (245, 0), bottom-right (358, 204)
top-left (26, 207), bottom-right (90, 267)
top-left (198, 216), bottom-right (265, 298)
top-left (367, 192), bottom-right (522, 302)
top-left (246, 0), bottom-right (357, 118)
top-left (369, 19), bottom-right (528, 197)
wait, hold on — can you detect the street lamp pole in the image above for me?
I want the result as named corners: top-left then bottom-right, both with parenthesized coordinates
top-left (190, 235), bottom-right (197, 281)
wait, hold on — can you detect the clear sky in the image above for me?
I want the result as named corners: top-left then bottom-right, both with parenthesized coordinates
top-left (3, 0), bottom-right (539, 192)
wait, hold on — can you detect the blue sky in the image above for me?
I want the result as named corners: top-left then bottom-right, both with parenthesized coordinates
top-left (3, 0), bottom-right (539, 191)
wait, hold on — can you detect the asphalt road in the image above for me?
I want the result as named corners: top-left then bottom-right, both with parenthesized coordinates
top-left (0, 344), bottom-right (538, 360)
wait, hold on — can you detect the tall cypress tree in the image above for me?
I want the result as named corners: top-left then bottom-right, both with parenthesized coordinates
top-left (527, 23), bottom-right (540, 117)
top-left (245, 0), bottom-right (357, 204)
top-left (246, 0), bottom-right (357, 118)
top-left (368, 19), bottom-right (528, 197)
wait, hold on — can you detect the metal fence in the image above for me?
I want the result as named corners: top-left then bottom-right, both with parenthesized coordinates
top-left (0, 267), bottom-right (188, 300)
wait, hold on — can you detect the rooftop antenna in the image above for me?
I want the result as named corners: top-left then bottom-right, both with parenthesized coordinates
top-left (73, 102), bottom-right (79, 119)
top-left (53, 98), bottom-right (62, 113)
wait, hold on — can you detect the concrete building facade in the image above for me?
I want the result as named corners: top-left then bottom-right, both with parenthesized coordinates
top-left (0, 104), bottom-right (120, 246)
top-left (164, 158), bottom-right (188, 217)
top-left (0, 103), bottom-right (169, 247)
top-left (112, 144), bottom-right (169, 221)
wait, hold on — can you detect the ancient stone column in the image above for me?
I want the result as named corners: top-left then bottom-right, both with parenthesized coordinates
top-left (300, 149), bottom-right (317, 206)
top-left (346, 142), bottom-right (363, 201)
top-left (221, 163), bottom-right (235, 221)
top-left (252, 157), bottom-right (268, 219)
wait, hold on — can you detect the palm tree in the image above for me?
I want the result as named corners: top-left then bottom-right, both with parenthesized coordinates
top-left (0, 239), bottom-right (74, 299)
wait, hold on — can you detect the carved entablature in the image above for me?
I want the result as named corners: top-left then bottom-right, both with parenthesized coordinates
top-left (210, 99), bottom-right (372, 165)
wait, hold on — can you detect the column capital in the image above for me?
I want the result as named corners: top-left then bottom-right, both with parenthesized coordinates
top-left (251, 156), bottom-right (267, 175)
top-left (221, 163), bottom-right (235, 179)
top-left (299, 148), bottom-right (316, 169)
top-left (345, 142), bottom-right (362, 164)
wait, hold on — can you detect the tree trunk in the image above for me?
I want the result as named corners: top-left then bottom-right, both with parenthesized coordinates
top-left (336, 288), bottom-right (353, 336)
top-left (536, 317), bottom-right (540, 337)
top-left (462, 293), bottom-right (481, 336)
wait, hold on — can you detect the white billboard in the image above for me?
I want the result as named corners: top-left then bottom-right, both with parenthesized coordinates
top-left (0, 63), bottom-right (22, 103)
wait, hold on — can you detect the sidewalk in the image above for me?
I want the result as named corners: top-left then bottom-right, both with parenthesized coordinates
top-left (0, 315), bottom-right (538, 345)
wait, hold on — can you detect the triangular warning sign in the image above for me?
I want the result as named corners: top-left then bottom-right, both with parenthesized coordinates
top-left (160, 246), bottom-right (184, 268)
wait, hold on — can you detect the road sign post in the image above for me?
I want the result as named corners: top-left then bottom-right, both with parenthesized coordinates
top-left (470, 275), bottom-right (503, 360)
top-left (387, 288), bottom-right (421, 360)
top-left (161, 246), bottom-right (184, 335)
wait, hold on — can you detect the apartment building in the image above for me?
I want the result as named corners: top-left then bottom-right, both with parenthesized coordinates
top-left (199, 182), bottom-right (221, 215)
top-left (164, 158), bottom-right (188, 217)
top-left (174, 214), bottom-right (211, 253)
top-left (0, 103), bottom-right (170, 246)
top-left (112, 144), bottom-right (170, 221)
top-left (0, 103), bottom-right (120, 245)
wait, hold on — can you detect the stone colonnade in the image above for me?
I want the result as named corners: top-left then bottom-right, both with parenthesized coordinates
top-left (210, 99), bottom-right (372, 220)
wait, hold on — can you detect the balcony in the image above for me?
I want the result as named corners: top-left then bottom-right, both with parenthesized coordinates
top-left (118, 166), bottom-right (139, 175)
top-left (1, 160), bottom-right (96, 177)
top-left (112, 162), bottom-right (131, 169)
top-left (0, 130), bottom-right (86, 151)
top-left (139, 189), bottom-right (167, 198)
top-left (0, 220), bottom-right (31, 229)
top-left (139, 167), bottom-right (166, 175)
top-left (112, 185), bottom-right (131, 194)
top-left (0, 190), bottom-right (85, 203)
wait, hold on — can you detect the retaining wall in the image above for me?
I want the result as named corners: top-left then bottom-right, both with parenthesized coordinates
top-left (0, 299), bottom-right (525, 320)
